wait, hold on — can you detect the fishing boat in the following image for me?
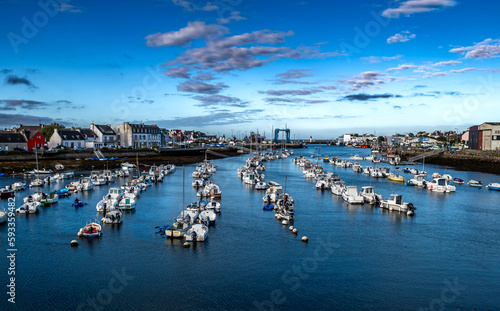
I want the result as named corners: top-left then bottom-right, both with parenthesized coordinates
top-left (118, 196), bottom-right (136, 211)
top-left (192, 179), bottom-right (204, 188)
top-left (486, 183), bottom-right (500, 191)
top-left (96, 198), bottom-right (117, 212)
top-left (206, 198), bottom-right (221, 213)
top-left (360, 186), bottom-right (382, 205)
top-left (352, 162), bottom-right (363, 173)
top-left (23, 192), bottom-right (46, 203)
top-left (350, 154), bottom-right (363, 161)
top-left (77, 221), bottom-right (102, 237)
top-left (29, 178), bottom-right (45, 187)
top-left (185, 223), bottom-right (208, 242)
top-left (388, 173), bottom-right (405, 183)
top-left (101, 210), bottom-right (122, 224)
top-left (331, 180), bottom-right (345, 196)
top-left (407, 174), bottom-right (427, 188)
top-left (315, 175), bottom-right (330, 190)
top-left (41, 193), bottom-right (59, 207)
top-left (80, 177), bottom-right (94, 191)
top-left (427, 178), bottom-right (456, 193)
top-left (16, 201), bottom-right (40, 214)
top-left (0, 188), bottom-right (14, 199)
top-left (342, 186), bottom-right (364, 204)
top-left (467, 180), bottom-right (483, 187)
top-left (380, 194), bottom-right (416, 215)
top-left (11, 182), bottom-right (26, 191)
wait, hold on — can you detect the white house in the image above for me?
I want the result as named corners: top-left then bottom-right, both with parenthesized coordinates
top-left (77, 128), bottom-right (97, 149)
top-left (48, 129), bottom-right (86, 149)
top-left (90, 124), bottom-right (117, 148)
top-left (112, 122), bottom-right (161, 148)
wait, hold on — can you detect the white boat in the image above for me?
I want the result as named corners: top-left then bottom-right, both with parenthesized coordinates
top-left (342, 186), bottom-right (364, 204)
top-left (352, 162), bottom-right (363, 173)
top-left (372, 157), bottom-right (381, 163)
top-left (67, 181), bottom-right (82, 192)
top-left (364, 155), bottom-right (374, 161)
top-left (380, 194), bottom-right (416, 215)
top-left (16, 201), bottom-right (40, 214)
top-left (77, 221), bottom-right (102, 237)
top-left (103, 187), bottom-right (124, 202)
top-left (407, 174), bottom-right (427, 188)
top-left (360, 186), bottom-right (382, 204)
top-left (121, 162), bottom-right (136, 171)
top-left (486, 183), bottom-right (500, 191)
top-left (442, 174), bottom-right (452, 181)
top-left (55, 163), bottom-right (64, 171)
top-left (255, 181), bottom-right (268, 190)
top-left (363, 166), bottom-right (373, 175)
top-left (11, 182), bottom-right (26, 191)
top-left (92, 176), bottom-right (107, 186)
top-left (315, 176), bottom-right (330, 190)
top-left (331, 180), bottom-right (345, 196)
top-left (350, 154), bottom-right (363, 161)
top-left (165, 219), bottom-right (192, 238)
top-left (102, 170), bottom-right (115, 183)
top-left (61, 171), bottom-right (75, 179)
top-left (33, 168), bottom-right (53, 175)
top-left (80, 177), bottom-right (94, 191)
top-left (185, 223), bottom-right (208, 242)
top-left (199, 208), bottom-right (216, 225)
top-left (118, 196), bottom-right (136, 210)
top-left (0, 209), bottom-right (8, 223)
top-left (206, 199), bottom-right (221, 213)
top-left (41, 193), bottom-right (59, 205)
top-left (96, 198), bottom-right (118, 213)
top-left (192, 179), bottom-right (204, 188)
top-left (262, 183), bottom-right (282, 203)
top-left (29, 178), bottom-right (45, 187)
top-left (427, 178), bottom-right (456, 193)
top-left (101, 210), bottom-right (123, 224)
top-left (23, 192), bottom-right (46, 203)
top-left (370, 168), bottom-right (383, 178)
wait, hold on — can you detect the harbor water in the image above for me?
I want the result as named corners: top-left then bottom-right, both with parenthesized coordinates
top-left (1, 145), bottom-right (499, 310)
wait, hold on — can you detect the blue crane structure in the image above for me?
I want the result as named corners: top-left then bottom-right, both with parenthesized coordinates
top-left (274, 128), bottom-right (291, 142)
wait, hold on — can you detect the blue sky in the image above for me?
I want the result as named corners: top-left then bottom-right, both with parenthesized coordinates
top-left (1, 0), bottom-right (499, 138)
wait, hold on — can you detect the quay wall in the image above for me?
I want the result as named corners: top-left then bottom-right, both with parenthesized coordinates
top-left (400, 149), bottom-right (500, 175)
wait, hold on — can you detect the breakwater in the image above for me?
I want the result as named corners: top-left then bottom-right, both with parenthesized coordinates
top-left (400, 149), bottom-right (500, 174)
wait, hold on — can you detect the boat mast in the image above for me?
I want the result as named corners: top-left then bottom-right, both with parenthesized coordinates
top-left (136, 153), bottom-right (139, 177)
top-left (182, 165), bottom-right (185, 217)
top-left (35, 146), bottom-right (39, 180)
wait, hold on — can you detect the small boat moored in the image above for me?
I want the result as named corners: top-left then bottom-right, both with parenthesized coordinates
top-left (486, 183), bottom-right (500, 191)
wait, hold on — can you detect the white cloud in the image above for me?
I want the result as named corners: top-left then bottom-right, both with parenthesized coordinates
top-left (382, 0), bottom-right (457, 18)
top-left (145, 22), bottom-right (228, 47)
top-left (387, 31), bottom-right (416, 44)
top-left (449, 39), bottom-right (500, 59)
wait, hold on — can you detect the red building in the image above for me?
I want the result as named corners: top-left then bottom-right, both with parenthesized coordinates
top-left (26, 131), bottom-right (45, 150)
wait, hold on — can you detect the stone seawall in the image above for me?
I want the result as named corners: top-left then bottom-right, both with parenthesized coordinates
top-left (0, 148), bottom-right (242, 176)
top-left (400, 149), bottom-right (500, 175)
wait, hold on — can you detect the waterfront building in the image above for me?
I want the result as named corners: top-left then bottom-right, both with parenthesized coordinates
top-left (90, 124), bottom-right (117, 148)
top-left (478, 122), bottom-right (500, 150)
top-left (76, 128), bottom-right (98, 149)
top-left (112, 122), bottom-right (161, 148)
top-left (48, 129), bottom-right (86, 149)
top-left (0, 131), bottom-right (28, 151)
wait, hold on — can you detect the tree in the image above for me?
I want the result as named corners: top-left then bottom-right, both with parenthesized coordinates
top-left (437, 136), bottom-right (448, 143)
top-left (40, 124), bottom-right (65, 141)
top-left (377, 136), bottom-right (385, 143)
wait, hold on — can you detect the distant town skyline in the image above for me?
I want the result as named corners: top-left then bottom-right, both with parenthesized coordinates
top-left (1, 0), bottom-right (499, 138)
